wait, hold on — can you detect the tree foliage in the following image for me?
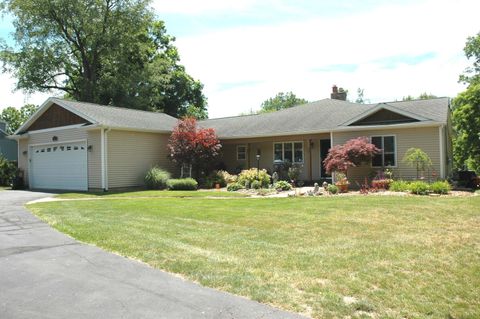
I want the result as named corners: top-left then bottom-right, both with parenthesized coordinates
top-left (259, 92), bottom-right (308, 113)
top-left (355, 88), bottom-right (368, 104)
top-left (402, 93), bottom-right (437, 101)
top-left (323, 137), bottom-right (380, 175)
top-left (167, 118), bottom-right (221, 177)
top-left (453, 32), bottom-right (480, 173)
top-left (402, 148), bottom-right (433, 179)
top-left (0, 104), bottom-right (38, 134)
top-left (0, 0), bottom-right (207, 118)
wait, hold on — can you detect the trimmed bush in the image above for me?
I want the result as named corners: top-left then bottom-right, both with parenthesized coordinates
top-left (0, 156), bottom-right (16, 186)
top-left (218, 170), bottom-right (238, 184)
top-left (327, 184), bottom-right (338, 194)
top-left (251, 180), bottom-right (261, 189)
top-left (204, 170), bottom-right (227, 188)
top-left (227, 182), bottom-right (243, 192)
top-left (238, 168), bottom-right (270, 188)
top-left (409, 181), bottom-right (429, 195)
top-left (389, 180), bottom-right (410, 192)
top-left (167, 178), bottom-right (198, 190)
top-left (144, 167), bottom-right (171, 190)
top-left (430, 181), bottom-right (451, 194)
top-left (371, 179), bottom-right (393, 190)
top-left (274, 180), bottom-right (292, 191)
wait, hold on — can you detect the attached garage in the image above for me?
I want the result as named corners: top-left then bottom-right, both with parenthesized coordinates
top-left (11, 98), bottom-right (178, 191)
top-left (30, 141), bottom-right (88, 191)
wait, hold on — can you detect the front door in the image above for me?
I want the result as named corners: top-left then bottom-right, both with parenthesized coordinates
top-left (320, 139), bottom-right (331, 178)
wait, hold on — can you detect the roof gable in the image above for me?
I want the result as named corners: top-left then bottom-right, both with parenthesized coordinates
top-left (348, 108), bottom-right (420, 126)
top-left (24, 103), bottom-right (91, 132)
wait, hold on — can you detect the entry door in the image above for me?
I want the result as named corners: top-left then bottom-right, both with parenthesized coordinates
top-left (320, 139), bottom-right (331, 178)
top-left (30, 141), bottom-right (88, 191)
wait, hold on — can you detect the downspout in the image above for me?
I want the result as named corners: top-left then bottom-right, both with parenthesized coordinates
top-left (101, 127), bottom-right (111, 191)
top-left (439, 125), bottom-right (445, 179)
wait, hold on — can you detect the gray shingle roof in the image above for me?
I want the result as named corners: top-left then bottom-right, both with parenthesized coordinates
top-left (23, 97), bottom-right (449, 138)
top-left (199, 97), bottom-right (450, 139)
top-left (51, 98), bottom-right (178, 132)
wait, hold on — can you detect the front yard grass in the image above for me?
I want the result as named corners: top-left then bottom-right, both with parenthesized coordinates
top-left (28, 196), bottom-right (480, 318)
top-left (56, 189), bottom-right (248, 199)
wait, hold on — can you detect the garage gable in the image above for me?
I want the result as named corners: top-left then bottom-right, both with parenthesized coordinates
top-left (24, 104), bottom-right (91, 132)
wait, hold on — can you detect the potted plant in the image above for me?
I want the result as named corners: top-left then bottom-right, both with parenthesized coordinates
top-left (334, 172), bottom-right (350, 193)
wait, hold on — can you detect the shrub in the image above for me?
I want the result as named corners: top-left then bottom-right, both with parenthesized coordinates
top-left (227, 182), bottom-right (243, 192)
top-left (389, 180), bottom-right (410, 192)
top-left (251, 180), bottom-right (261, 189)
top-left (327, 184), bottom-right (338, 194)
top-left (204, 170), bottom-right (227, 188)
top-left (430, 180), bottom-right (451, 194)
top-left (409, 181), bottom-right (429, 195)
top-left (218, 170), bottom-right (237, 184)
top-left (371, 179), bottom-right (393, 190)
top-left (167, 178), bottom-right (198, 190)
top-left (287, 164), bottom-right (302, 183)
top-left (0, 156), bottom-right (16, 186)
top-left (274, 180), bottom-right (292, 191)
top-left (238, 168), bottom-right (271, 188)
top-left (144, 167), bottom-right (171, 189)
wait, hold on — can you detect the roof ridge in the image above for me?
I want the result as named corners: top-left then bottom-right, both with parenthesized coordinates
top-left (52, 97), bottom-right (178, 119)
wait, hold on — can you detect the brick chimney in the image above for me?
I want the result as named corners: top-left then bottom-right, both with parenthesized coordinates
top-left (330, 85), bottom-right (347, 101)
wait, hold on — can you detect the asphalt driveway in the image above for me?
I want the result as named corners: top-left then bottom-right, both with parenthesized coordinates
top-left (0, 190), bottom-right (305, 319)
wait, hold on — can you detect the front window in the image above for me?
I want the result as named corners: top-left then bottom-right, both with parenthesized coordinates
top-left (273, 142), bottom-right (304, 163)
top-left (371, 136), bottom-right (396, 167)
top-left (237, 145), bottom-right (246, 160)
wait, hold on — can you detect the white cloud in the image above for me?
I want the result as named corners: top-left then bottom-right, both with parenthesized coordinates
top-left (174, 0), bottom-right (478, 117)
top-left (151, 0), bottom-right (260, 15)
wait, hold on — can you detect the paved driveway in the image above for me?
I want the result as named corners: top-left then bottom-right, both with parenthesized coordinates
top-left (0, 190), bottom-right (305, 319)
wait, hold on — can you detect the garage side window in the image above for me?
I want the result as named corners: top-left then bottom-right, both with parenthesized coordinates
top-left (371, 136), bottom-right (396, 167)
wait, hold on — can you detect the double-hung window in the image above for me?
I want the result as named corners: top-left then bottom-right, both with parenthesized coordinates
top-left (273, 142), bottom-right (303, 163)
top-left (237, 145), bottom-right (246, 160)
top-left (371, 135), bottom-right (396, 167)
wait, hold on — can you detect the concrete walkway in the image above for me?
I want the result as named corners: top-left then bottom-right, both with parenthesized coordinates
top-left (0, 190), bottom-right (305, 319)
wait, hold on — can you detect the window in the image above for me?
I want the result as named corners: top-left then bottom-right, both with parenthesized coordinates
top-left (371, 136), bottom-right (396, 167)
top-left (273, 142), bottom-right (304, 163)
top-left (237, 145), bottom-right (246, 160)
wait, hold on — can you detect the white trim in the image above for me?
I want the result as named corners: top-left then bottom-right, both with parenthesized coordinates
top-left (101, 129), bottom-right (105, 190)
top-left (104, 128), bottom-right (110, 191)
top-left (340, 103), bottom-right (432, 126)
top-left (370, 135), bottom-right (398, 168)
top-left (28, 139), bottom-right (87, 147)
top-left (236, 144), bottom-right (247, 161)
top-left (27, 124), bottom-right (88, 134)
top-left (439, 125), bottom-right (445, 179)
top-left (272, 141), bottom-right (304, 164)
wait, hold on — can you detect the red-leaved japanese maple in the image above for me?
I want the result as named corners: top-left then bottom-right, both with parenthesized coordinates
top-left (323, 137), bottom-right (380, 175)
top-left (167, 118), bottom-right (221, 177)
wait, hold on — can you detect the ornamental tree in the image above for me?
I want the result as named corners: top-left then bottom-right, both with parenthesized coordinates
top-left (402, 148), bottom-right (432, 179)
top-left (167, 118), bottom-right (221, 177)
top-left (323, 137), bottom-right (380, 175)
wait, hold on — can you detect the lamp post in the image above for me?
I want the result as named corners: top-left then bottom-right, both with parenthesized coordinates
top-left (256, 154), bottom-right (261, 180)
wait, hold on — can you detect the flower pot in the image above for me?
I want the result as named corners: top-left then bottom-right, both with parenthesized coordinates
top-left (336, 183), bottom-right (349, 193)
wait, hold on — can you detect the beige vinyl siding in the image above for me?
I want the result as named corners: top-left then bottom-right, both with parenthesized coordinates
top-left (333, 126), bottom-right (441, 184)
top-left (18, 127), bottom-right (95, 186)
top-left (87, 130), bottom-right (102, 189)
top-left (106, 130), bottom-right (175, 189)
top-left (221, 133), bottom-right (330, 181)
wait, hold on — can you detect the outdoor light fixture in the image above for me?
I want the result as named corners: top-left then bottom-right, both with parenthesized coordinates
top-left (52, 136), bottom-right (58, 142)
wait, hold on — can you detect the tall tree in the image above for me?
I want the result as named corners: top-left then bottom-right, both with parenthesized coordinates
top-left (0, 104), bottom-right (38, 134)
top-left (453, 32), bottom-right (480, 172)
top-left (0, 0), bottom-right (207, 118)
top-left (259, 92), bottom-right (308, 113)
top-left (402, 93), bottom-right (437, 101)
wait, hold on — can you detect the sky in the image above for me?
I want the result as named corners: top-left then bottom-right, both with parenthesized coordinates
top-left (0, 0), bottom-right (479, 118)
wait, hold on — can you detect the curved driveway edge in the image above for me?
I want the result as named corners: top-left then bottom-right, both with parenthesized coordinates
top-left (0, 190), bottom-right (306, 319)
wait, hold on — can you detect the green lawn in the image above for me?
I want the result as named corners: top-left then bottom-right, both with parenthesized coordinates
top-left (29, 195), bottom-right (480, 318)
top-left (55, 189), bottom-right (248, 199)
top-left (0, 186), bottom-right (10, 191)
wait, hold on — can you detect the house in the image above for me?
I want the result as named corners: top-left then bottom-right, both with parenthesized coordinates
top-left (9, 88), bottom-right (452, 191)
top-left (0, 120), bottom-right (17, 161)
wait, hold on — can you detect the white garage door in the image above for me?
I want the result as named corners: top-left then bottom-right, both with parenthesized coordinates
top-left (30, 141), bottom-right (88, 191)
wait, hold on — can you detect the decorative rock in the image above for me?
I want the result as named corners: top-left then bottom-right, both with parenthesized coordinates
top-left (313, 183), bottom-right (319, 194)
